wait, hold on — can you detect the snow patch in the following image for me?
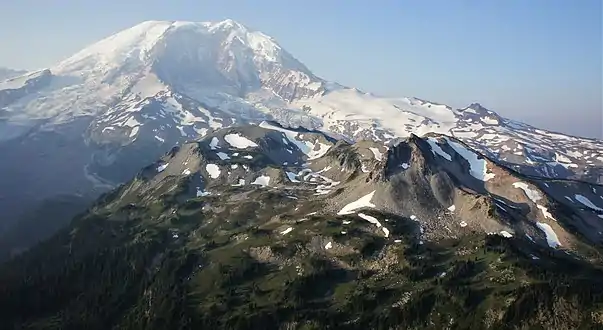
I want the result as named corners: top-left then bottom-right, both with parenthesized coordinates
top-left (575, 194), bottom-right (603, 211)
top-left (512, 182), bottom-right (542, 203)
top-left (209, 137), bottom-right (220, 150)
top-left (536, 222), bottom-right (561, 248)
top-left (157, 163), bottom-right (169, 172)
top-left (537, 205), bottom-right (556, 221)
top-left (445, 138), bottom-right (495, 181)
top-left (129, 126), bottom-right (140, 138)
top-left (232, 178), bottom-right (246, 186)
top-left (481, 116), bottom-right (499, 125)
top-left (499, 231), bottom-right (513, 238)
top-left (196, 188), bottom-right (211, 197)
top-left (338, 191), bottom-right (376, 215)
top-left (357, 212), bottom-right (390, 237)
top-left (259, 121), bottom-right (331, 160)
top-left (369, 147), bottom-right (383, 161)
top-left (216, 152), bottom-right (230, 160)
top-left (426, 138), bottom-right (452, 161)
top-left (286, 171), bottom-right (300, 183)
top-left (205, 164), bottom-right (221, 179)
top-left (224, 133), bottom-right (258, 148)
top-left (251, 175), bottom-right (270, 187)
top-left (281, 227), bottom-right (293, 235)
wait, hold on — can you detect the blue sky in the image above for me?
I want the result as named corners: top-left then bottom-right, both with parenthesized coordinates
top-left (0, 0), bottom-right (601, 137)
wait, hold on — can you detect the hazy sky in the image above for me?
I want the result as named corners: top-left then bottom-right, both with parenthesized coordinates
top-left (0, 0), bottom-right (601, 138)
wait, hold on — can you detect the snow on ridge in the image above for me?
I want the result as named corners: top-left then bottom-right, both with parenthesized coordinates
top-left (357, 212), bottom-right (390, 237)
top-left (537, 205), bottom-right (556, 221)
top-left (259, 121), bottom-right (331, 160)
top-left (232, 178), bottom-right (246, 186)
top-left (444, 137), bottom-right (495, 181)
top-left (338, 191), bottom-right (376, 215)
top-left (369, 147), bottom-right (384, 161)
top-left (481, 116), bottom-right (499, 125)
top-left (157, 163), bottom-right (169, 172)
top-left (224, 133), bottom-right (258, 149)
top-left (251, 175), bottom-right (271, 187)
top-left (196, 188), bottom-right (211, 197)
top-left (426, 138), bottom-right (452, 161)
top-left (499, 231), bottom-right (513, 238)
top-left (292, 89), bottom-right (458, 139)
top-left (209, 137), bottom-right (220, 150)
top-left (512, 182), bottom-right (542, 203)
top-left (55, 20), bottom-right (174, 72)
top-left (536, 222), bottom-right (561, 248)
top-left (129, 126), bottom-right (140, 138)
top-left (575, 194), bottom-right (603, 211)
top-left (512, 182), bottom-right (557, 220)
top-left (285, 171), bottom-right (300, 183)
top-left (216, 152), bottom-right (230, 160)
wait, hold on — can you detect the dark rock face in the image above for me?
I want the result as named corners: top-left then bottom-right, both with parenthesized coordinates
top-left (260, 64), bottom-right (324, 101)
top-left (429, 171), bottom-right (455, 207)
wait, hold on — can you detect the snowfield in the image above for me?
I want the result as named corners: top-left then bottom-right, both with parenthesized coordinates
top-left (224, 133), bottom-right (258, 149)
top-left (251, 175), bottom-right (271, 187)
top-left (536, 222), bottom-right (561, 248)
top-left (205, 164), bottom-right (221, 179)
top-left (338, 191), bottom-right (376, 215)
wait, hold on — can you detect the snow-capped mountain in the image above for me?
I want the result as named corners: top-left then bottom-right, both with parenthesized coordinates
top-left (0, 19), bottom-right (601, 244)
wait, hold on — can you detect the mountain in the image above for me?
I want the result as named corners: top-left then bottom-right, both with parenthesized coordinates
top-left (0, 19), bottom-right (602, 257)
top-left (0, 67), bottom-right (26, 81)
top-left (1, 124), bottom-right (603, 329)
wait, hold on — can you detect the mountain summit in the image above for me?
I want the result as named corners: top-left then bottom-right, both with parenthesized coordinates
top-left (54, 20), bottom-right (323, 104)
top-left (0, 19), bottom-right (602, 257)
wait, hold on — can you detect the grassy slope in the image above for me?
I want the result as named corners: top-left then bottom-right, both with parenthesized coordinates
top-left (1, 178), bottom-right (603, 330)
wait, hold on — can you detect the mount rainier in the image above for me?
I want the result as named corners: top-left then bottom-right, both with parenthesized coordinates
top-left (0, 19), bottom-right (601, 256)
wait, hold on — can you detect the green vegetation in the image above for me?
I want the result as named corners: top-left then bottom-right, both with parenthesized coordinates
top-left (1, 175), bottom-right (603, 330)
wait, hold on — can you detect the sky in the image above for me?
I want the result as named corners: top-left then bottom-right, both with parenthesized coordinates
top-left (0, 0), bottom-right (601, 138)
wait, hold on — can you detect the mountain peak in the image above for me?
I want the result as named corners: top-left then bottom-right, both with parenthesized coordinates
top-left (52, 18), bottom-right (312, 81)
top-left (209, 18), bottom-right (247, 31)
top-left (465, 102), bottom-right (489, 112)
